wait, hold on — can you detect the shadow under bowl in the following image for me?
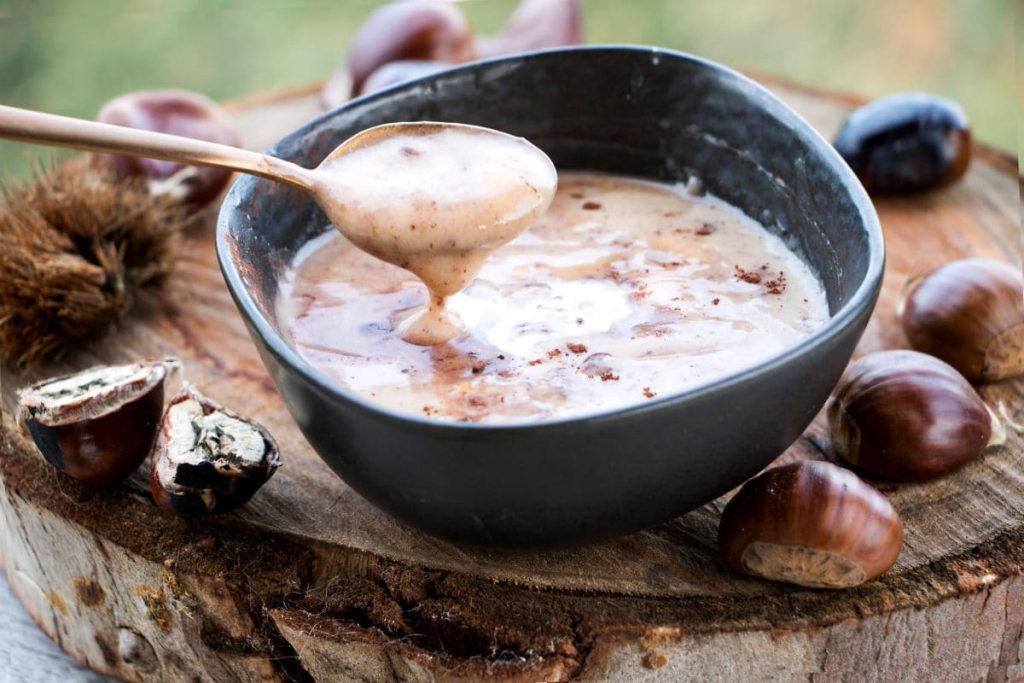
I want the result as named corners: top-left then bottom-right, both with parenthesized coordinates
top-left (216, 46), bottom-right (884, 547)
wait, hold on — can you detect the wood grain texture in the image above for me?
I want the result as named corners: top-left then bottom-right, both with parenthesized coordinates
top-left (0, 575), bottom-right (111, 683)
top-left (0, 77), bottom-right (1022, 682)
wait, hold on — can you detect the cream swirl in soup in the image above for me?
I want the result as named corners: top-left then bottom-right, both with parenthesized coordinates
top-left (279, 173), bottom-right (829, 424)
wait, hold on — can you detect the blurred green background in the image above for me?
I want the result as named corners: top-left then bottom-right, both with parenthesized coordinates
top-left (0, 0), bottom-right (1016, 181)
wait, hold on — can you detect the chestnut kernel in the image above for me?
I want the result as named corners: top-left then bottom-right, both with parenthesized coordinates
top-left (476, 0), bottom-right (584, 59)
top-left (150, 386), bottom-right (280, 515)
top-left (829, 350), bottom-right (1002, 481)
top-left (95, 90), bottom-right (239, 206)
top-left (833, 92), bottom-right (970, 194)
top-left (900, 258), bottom-right (1024, 382)
top-left (18, 359), bottom-right (176, 486)
top-left (719, 461), bottom-right (903, 588)
top-left (345, 0), bottom-right (474, 96)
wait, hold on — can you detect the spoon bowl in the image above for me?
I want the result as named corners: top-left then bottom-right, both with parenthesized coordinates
top-left (306, 121), bottom-right (557, 308)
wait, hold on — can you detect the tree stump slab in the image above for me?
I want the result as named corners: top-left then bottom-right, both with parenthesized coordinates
top-left (1, 76), bottom-right (1021, 683)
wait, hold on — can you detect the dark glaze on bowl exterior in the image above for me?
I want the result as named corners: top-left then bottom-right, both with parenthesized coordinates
top-left (217, 47), bottom-right (884, 546)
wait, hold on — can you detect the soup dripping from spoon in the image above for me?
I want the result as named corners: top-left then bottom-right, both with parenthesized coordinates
top-left (0, 105), bottom-right (557, 345)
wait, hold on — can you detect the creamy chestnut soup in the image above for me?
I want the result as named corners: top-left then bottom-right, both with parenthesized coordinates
top-left (279, 173), bottom-right (829, 423)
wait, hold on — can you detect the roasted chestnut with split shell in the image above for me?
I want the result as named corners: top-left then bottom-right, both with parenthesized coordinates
top-left (719, 461), bottom-right (903, 588)
top-left (833, 92), bottom-right (970, 194)
top-left (829, 350), bottom-right (1003, 481)
top-left (901, 258), bottom-right (1024, 382)
top-left (150, 386), bottom-right (280, 515)
top-left (95, 89), bottom-right (239, 206)
top-left (18, 359), bottom-right (175, 486)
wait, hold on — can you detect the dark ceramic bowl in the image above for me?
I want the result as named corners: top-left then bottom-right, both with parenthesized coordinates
top-left (217, 46), bottom-right (884, 546)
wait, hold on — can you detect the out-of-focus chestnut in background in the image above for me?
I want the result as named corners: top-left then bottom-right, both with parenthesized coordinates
top-left (343, 0), bottom-right (476, 96)
top-left (0, 0), bottom-right (1014, 182)
top-left (94, 90), bottom-right (239, 206)
top-left (833, 93), bottom-right (971, 194)
top-left (323, 0), bottom-right (584, 104)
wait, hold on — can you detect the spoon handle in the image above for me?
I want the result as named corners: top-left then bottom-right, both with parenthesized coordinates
top-left (0, 104), bottom-right (314, 190)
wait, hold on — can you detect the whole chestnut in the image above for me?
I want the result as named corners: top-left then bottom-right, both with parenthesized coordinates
top-left (345, 1), bottom-right (475, 95)
top-left (828, 350), bottom-right (1002, 481)
top-left (476, 0), bottom-right (583, 59)
top-left (150, 386), bottom-right (280, 515)
top-left (900, 258), bottom-right (1024, 382)
top-left (18, 359), bottom-right (176, 486)
top-left (359, 59), bottom-right (450, 96)
top-left (95, 90), bottom-right (239, 206)
top-left (719, 461), bottom-right (903, 588)
top-left (833, 92), bottom-right (970, 194)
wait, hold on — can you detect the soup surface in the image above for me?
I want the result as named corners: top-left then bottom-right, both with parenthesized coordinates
top-left (278, 172), bottom-right (829, 423)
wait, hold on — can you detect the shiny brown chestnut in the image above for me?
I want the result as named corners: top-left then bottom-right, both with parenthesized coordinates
top-left (901, 258), bottom-right (1024, 382)
top-left (95, 90), bottom-right (239, 206)
top-left (829, 350), bottom-right (1003, 481)
top-left (359, 59), bottom-right (449, 96)
top-left (719, 461), bottom-right (903, 588)
top-left (150, 386), bottom-right (280, 515)
top-left (345, 0), bottom-right (474, 96)
top-left (833, 92), bottom-right (970, 194)
top-left (18, 359), bottom-right (175, 486)
top-left (476, 0), bottom-right (583, 59)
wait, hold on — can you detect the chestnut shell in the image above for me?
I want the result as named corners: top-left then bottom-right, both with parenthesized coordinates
top-left (359, 59), bottom-right (450, 96)
top-left (476, 0), bottom-right (584, 59)
top-left (833, 92), bottom-right (970, 194)
top-left (719, 461), bottom-right (903, 588)
top-left (828, 350), bottom-right (993, 481)
top-left (346, 1), bottom-right (475, 95)
top-left (901, 258), bottom-right (1024, 382)
top-left (150, 387), bottom-right (280, 515)
top-left (96, 90), bottom-right (240, 206)
top-left (19, 361), bottom-right (168, 486)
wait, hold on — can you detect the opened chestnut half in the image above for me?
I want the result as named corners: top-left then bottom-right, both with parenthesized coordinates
top-left (150, 386), bottom-right (280, 515)
top-left (18, 359), bottom-right (176, 485)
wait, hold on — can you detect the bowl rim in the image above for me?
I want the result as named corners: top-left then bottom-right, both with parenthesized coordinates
top-left (216, 44), bottom-right (885, 434)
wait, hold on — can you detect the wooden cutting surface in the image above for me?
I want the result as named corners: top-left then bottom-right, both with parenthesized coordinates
top-left (0, 76), bottom-right (1022, 682)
